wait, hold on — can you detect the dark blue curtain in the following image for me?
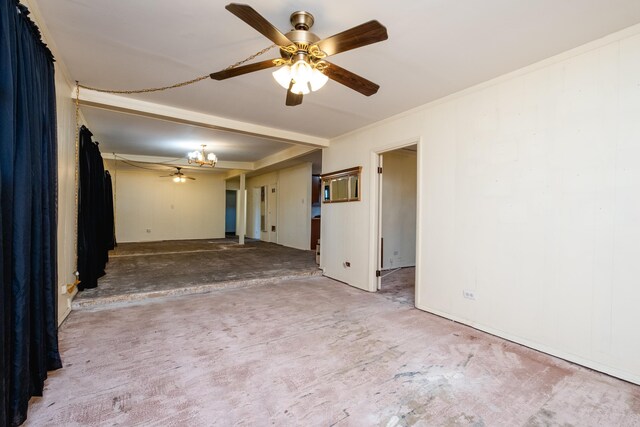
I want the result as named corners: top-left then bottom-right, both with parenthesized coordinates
top-left (77, 127), bottom-right (113, 290)
top-left (0, 1), bottom-right (62, 426)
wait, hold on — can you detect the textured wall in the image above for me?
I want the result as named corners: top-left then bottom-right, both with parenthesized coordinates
top-left (277, 163), bottom-right (312, 251)
top-left (54, 64), bottom-right (78, 324)
top-left (322, 25), bottom-right (640, 384)
top-left (112, 169), bottom-right (225, 242)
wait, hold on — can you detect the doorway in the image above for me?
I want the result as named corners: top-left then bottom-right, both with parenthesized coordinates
top-left (375, 144), bottom-right (418, 304)
top-left (256, 184), bottom-right (278, 243)
top-left (225, 190), bottom-right (237, 238)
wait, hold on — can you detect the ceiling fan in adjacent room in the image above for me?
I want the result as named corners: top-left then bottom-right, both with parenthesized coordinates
top-left (160, 167), bottom-right (195, 183)
top-left (211, 3), bottom-right (388, 106)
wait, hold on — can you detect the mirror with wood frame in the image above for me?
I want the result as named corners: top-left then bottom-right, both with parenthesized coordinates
top-left (321, 166), bottom-right (361, 203)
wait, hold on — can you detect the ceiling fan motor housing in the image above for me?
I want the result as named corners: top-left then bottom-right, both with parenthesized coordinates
top-left (282, 11), bottom-right (321, 60)
top-left (290, 11), bottom-right (314, 31)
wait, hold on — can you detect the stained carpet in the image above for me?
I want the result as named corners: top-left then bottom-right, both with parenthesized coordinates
top-left (27, 276), bottom-right (640, 426)
top-left (74, 239), bottom-right (320, 308)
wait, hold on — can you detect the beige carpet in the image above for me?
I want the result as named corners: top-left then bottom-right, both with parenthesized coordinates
top-left (74, 239), bottom-right (319, 308)
top-left (26, 276), bottom-right (640, 426)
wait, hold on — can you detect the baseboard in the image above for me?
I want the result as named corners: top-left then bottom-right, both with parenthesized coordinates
top-left (415, 302), bottom-right (640, 386)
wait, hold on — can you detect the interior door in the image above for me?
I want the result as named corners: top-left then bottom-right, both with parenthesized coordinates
top-left (268, 183), bottom-right (278, 243)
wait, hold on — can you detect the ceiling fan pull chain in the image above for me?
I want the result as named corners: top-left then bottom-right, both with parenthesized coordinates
top-left (224, 44), bottom-right (277, 70)
top-left (75, 44), bottom-right (277, 95)
top-left (77, 74), bottom-right (211, 94)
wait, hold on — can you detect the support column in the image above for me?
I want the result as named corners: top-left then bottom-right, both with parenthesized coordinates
top-left (238, 173), bottom-right (246, 245)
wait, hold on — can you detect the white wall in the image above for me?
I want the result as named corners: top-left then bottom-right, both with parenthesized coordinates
top-left (382, 150), bottom-right (417, 269)
top-left (322, 25), bottom-right (640, 384)
top-left (246, 163), bottom-right (312, 250)
top-left (278, 163), bottom-right (313, 250)
top-left (54, 65), bottom-right (77, 324)
top-left (109, 166), bottom-right (225, 242)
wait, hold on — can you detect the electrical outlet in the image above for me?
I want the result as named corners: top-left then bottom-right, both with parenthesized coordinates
top-left (463, 290), bottom-right (476, 300)
top-left (60, 284), bottom-right (67, 295)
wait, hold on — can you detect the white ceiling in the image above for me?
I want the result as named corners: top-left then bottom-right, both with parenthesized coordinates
top-left (82, 106), bottom-right (292, 161)
top-left (32, 0), bottom-right (640, 169)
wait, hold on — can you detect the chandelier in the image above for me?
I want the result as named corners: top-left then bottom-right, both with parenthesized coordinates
top-left (187, 144), bottom-right (217, 167)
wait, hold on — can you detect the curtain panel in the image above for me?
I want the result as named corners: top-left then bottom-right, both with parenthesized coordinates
top-left (77, 126), bottom-right (114, 290)
top-left (0, 1), bottom-right (62, 425)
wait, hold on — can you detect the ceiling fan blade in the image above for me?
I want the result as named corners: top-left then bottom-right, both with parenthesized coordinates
top-left (225, 3), bottom-right (293, 47)
top-left (321, 62), bottom-right (380, 96)
top-left (285, 80), bottom-right (303, 106)
top-left (159, 174), bottom-right (174, 177)
top-left (211, 58), bottom-right (279, 80)
top-left (316, 20), bottom-right (388, 57)
top-left (186, 176), bottom-right (196, 181)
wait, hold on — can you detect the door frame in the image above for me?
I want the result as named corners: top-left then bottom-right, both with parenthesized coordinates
top-left (376, 154), bottom-right (383, 290)
top-left (267, 183), bottom-right (278, 243)
top-left (251, 187), bottom-right (261, 239)
top-left (370, 137), bottom-right (422, 304)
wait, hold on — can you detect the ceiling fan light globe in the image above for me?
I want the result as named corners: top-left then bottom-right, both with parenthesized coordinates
top-left (207, 153), bottom-right (217, 162)
top-left (290, 80), bottom-right (310, 95)
top-left (180, 177), bottom-right (186, 183)
top-left (309, 68), bottom-right (329, 91)
top-left (272, 66), bottom-right (292, 89)
top-left (173, 176), bottom-right (180, 183)
top-left (291, 60), bottom-right (312, 85)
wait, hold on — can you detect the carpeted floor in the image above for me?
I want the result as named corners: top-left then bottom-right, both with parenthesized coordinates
top-left (74, 239), bottom-right (320, 308)
top-left (26, 275), bottom-right (640, 426)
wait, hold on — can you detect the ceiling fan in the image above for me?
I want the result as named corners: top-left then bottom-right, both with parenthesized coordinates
top-left (160, 167), bottom-right (195, 183)
top-left (211, 3), bottom-right (388, 106)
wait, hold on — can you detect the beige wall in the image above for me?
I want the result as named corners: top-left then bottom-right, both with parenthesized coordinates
top-left (246, 163), bottom-right (312, 250)
top-left (381, 150), bottom-right (417, 269)
top-left (322, 25), bottom-right (640, 384)
top-left (277, 163), bottom-right (313, 250)
top-left (109, 166), bottom-right (226, 242)
top-left (54, 65), bottom-right (78, 325)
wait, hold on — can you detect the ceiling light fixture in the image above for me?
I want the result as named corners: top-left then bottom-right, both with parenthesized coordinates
top-left (187, 144), bottom-right (217, 167)
top-left (161, 166), bottom-right (196, 183)
top-left (210, 5), bottom-right (388, 107)
top-left (272, 59), bottom-right (328, 95)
